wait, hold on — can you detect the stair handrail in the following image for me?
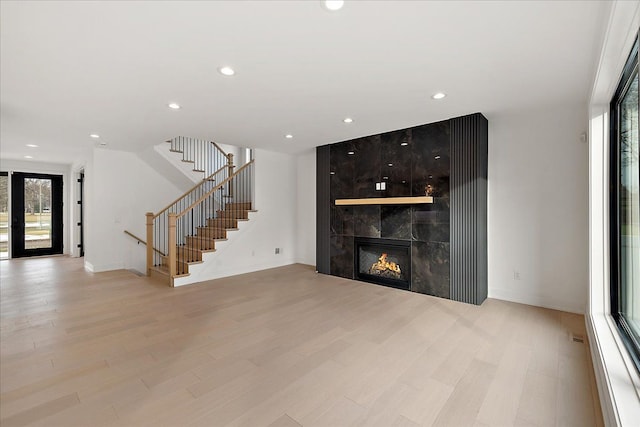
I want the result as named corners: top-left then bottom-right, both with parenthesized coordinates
top-left (146, 164), bottom-right (229, 277)
top-left (176, 160), bottom-right (254, 219)
top-left (154, 164), bottom-right (228, 219)
top-left (210, 141), bottom-right (227, 156)
top-left (166, 136), bottom-right (235, 178)
top-left (210, 141), bottom-right (235, 177)
top-left (167, 137), bottom-right (228, 156)
top-left (124, 230), bottom-right (166, 256)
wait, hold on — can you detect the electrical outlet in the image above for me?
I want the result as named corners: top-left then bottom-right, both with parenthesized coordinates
top-left (513, 271), bottom-right (520, 280)
top-left (275, 248), bottom-right (280, 254)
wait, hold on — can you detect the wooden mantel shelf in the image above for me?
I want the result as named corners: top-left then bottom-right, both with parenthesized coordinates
top-left (335, 196), bottom-right (433, 206)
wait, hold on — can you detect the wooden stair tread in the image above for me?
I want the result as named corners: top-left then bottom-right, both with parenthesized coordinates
top-left (180, 246), bottom-right (216, 254)
top-left (162, 259), bottom-right (203, 266)
top-left (150, 266), bottom-right (169, 276)
top-left (152, 266), bottom-right (190, 278)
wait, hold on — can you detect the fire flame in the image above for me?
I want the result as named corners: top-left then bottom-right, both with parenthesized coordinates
top-left (369, 253), bottom-right (401, 276)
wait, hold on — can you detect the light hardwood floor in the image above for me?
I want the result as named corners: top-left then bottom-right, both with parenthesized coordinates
top-left (0, 257), bottom-right (602, 427)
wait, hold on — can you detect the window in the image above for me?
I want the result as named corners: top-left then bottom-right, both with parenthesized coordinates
top-left (610, 34), bottom-right (639, 372)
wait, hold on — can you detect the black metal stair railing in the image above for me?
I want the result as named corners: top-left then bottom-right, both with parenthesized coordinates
top-left (146, 160), bottom-right (254, 284)
top-left (146, 165), bottom-right (229, 276)
top-left (167, 136), bottom-right (234, 178)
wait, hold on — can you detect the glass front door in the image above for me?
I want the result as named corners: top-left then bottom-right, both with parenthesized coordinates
top-left (10, 172), bottom-right (63, 257)
top-left (0, 172), bottom-right (7, 259)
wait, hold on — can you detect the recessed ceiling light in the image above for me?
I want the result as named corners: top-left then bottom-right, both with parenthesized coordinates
top-left (330, 171), bottom-right (336, 175)
top-left (219, 66), bottom-right (235, 76)
top-left (347, 151), bottom-right (355, 155)
top-left (168, 103), bottom-right (181, 110)
top-left (343, 117), bottom-right (353, 123)
top-left (401, 142), bottom-right (408, 146)
top-left (432, 92), bottom-right (446, 100)
top-left (434, 155), bottom-right (441, 160)
top-left (285, 134), bottom-right (293, 139)
top-left (388, 163), bottom-right (393, 167)
top-left (323, 0), bottom-right (345, 11)
top-left (24, 155), bottom-right (33, 159)
top-left (383, 176), bottom-right (389, 180)
top-left (26, 144), bottom-right (39, 148)
top-left (90, 134), bottom-right (100, 139)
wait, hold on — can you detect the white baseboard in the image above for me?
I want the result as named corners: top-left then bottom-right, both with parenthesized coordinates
top-left (488, 287), bottom-right (585, 314)
top-left (84, 261), bottom-right (124, 273)
top-left (173, 258), bottom-right (296, 287)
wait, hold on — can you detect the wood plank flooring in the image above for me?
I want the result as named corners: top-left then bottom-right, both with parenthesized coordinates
top-left (0, 256), bottom-right (603, 426)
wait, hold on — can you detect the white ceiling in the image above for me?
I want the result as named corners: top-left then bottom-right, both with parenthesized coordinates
top-left (0, 0), bottom-right (610, 165)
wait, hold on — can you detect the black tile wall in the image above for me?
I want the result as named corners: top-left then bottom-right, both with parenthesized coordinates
top-left (411, 241), bottom-right (450, 299)
top-left (330, 235), bottom-right (354, 279)
top-left (354, 136), bottom-right (381, 198)
top-left (380, 129), bottom-right (412, 197)
top-left (354, 205), bottom-right (381, 238)
top-left (381, 206), bottom-right (412, 240)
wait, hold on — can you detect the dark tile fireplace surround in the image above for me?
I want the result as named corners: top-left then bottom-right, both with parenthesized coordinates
top-left (316, 113), bottom-right (488, 305)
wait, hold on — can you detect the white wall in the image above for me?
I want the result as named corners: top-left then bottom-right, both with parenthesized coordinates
top-left (0, 159), bottom-right (72, 257)
top-left (174, 148), bottom-right (297, 285)
top-left (84, 148), bottom-right (184, 273)
top-left (487, 103), bottom-right (590, 314)
top-left (295, 149), bottom-right (316, 266)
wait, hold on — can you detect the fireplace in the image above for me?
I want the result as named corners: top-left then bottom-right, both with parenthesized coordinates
top-left (355, 237), bottom-right (411, 290)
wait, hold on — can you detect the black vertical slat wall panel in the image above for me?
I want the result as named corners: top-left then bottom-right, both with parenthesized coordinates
top-left (450, 113), bottom-right (488, 305)
top-left (476, 117), bottom-right (488, 303)
top-left (316, 145), bottom-right (331, 274)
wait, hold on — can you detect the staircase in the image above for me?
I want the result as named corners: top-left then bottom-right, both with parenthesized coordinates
top-left (145, 137), bottom-right (255, 286)
top-left (166, 136), bottom-right (234, 180)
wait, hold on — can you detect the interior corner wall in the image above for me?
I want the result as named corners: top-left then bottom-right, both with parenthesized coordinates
top-left (84, 148), bottom-right (184, 273)
top-left (176, 148), bottom-right (298, 283)
top-left (295, 149), bottom-right (316, 266)
top-left (488, 103), bottom-right (589, 314)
